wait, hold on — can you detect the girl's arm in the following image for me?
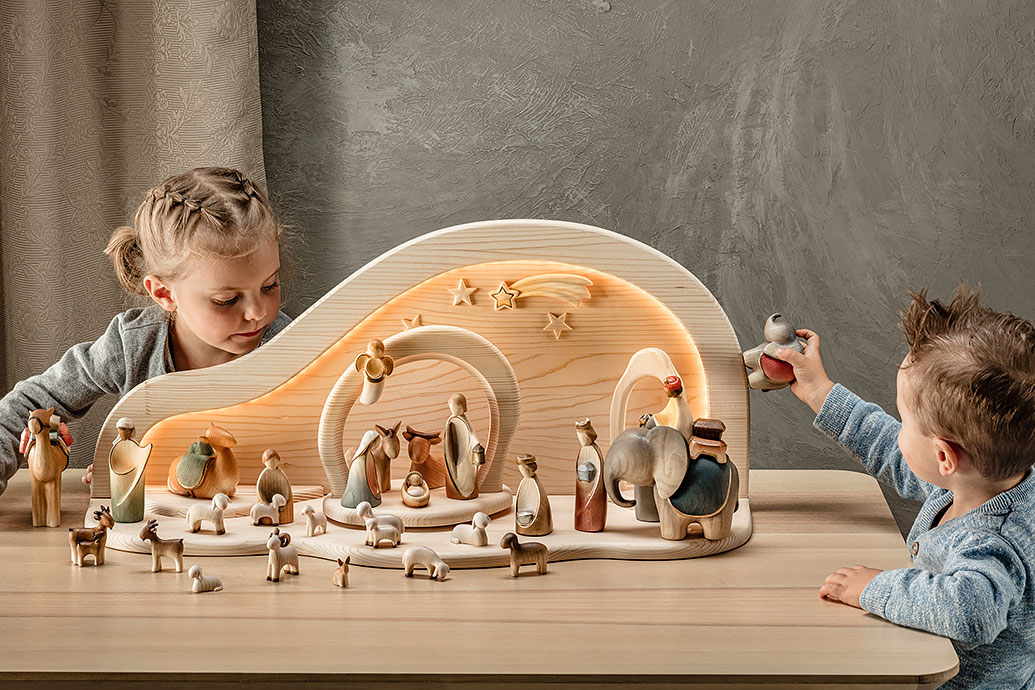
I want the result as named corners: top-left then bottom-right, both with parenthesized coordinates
top-left (0, 315), bottom-right (130, 495)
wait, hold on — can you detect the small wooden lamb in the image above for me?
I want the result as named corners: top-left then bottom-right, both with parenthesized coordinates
top-left (188, 565), bottom-right (223, 593)
top-left (364, 516), bottom-right (401, 548)
top-left (356, 501), bottom-right (404, 536)
top-left (332, 557), bottom-right (350, 588)
top-left (402, 546), bottom-right (450, 581)
top-left (186, 493), bottom-right (231, 534)
top-left (266, 528), bottom-right (299, 582)
top-left (450, 512), bottom-right (491, 546)
top-left (500, 532), bottom-right (548, 577)
top-left (139, 519), bottom-right (184, 573)
top-left (301, 504), bottom-right (328, 536)
top-left (250, 494), bottom-right (287, 526)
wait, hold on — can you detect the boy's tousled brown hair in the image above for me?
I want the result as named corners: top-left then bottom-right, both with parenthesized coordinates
top-left (901, 284), bottom-right (1035, 481)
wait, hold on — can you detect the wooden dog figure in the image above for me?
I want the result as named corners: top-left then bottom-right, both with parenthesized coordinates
top-left (499, 532), bottom-right (548, 577)
top-left (332, 557), bottom-right (350, 588)
top-left (265, 528), bottom-right (299, 582)
top-left (68, 506), bottom-right (114, 566)
top-left (139, 519), bottom-right (184, 573)
top-left (402, 546), bottom-right (450, 581)
top-left (22, 408), bottom-right (70, 527)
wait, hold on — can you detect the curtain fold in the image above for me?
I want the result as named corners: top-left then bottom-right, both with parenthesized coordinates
top-left (0, 0), bottom-right (267, 468)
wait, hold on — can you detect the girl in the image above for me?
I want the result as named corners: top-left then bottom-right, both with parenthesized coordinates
top-left (0, 167), bottom-right (291, 496)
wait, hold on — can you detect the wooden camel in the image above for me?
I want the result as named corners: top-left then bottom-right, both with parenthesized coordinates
top-left (22, 408), bottom-right (70, 527)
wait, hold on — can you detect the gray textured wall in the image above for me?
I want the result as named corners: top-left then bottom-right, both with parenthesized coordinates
top-left (256, 0), bottom-right (1035, 534)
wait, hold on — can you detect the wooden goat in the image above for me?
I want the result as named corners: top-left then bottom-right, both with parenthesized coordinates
top-left (139, 519), bottom-right (184, 573)
top-left (500, 532), bottom-right (548, 577)
top-left (265, 528), bottom-right (299, 582)
top-left (68, 506), bottom-right (113, 566)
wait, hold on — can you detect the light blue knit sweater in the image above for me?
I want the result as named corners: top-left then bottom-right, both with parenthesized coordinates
top-left (815, 384), bottom-right (1034, 689)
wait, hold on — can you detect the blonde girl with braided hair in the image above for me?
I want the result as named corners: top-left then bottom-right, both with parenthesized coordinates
top-left (0, 167), bottom-right (291, 495)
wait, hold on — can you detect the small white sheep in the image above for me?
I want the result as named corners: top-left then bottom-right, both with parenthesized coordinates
top-left (356, 501), bottom-right (405, 536)
top-left (450, 512), bottom-right (491, 546)
top-left (188, 565), bottom-right (223, 593)
top-left (364, 516), bottom-right (401, 548)
top-left (186, 493), bottom-right (231, 535)
top-left (402, 546), bottom-right (450, 581)
top-left (301, 504), bottom-right (327, 536)
top-left (250, 493), bottom-right (287, 526)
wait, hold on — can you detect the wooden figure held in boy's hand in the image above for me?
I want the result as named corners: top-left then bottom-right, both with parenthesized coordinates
top-left (0, 168), bottom-right (289, 505)
top-left (742, 313), bottom-right (803, 391)
top-left (574, 419), bottom-right (606, 532)
top-left (403, 426), bottom-right (446, 489)
top-left (168, 423), bottom-right (239, 499)
top-left (442, 393), bottom-right (485, 500)
top-left (21, 408), bottom-right (70, 527)
top-left (354, 339), bottom-right (394, 405)
top-left (256, 448), bottom-right (293, 523)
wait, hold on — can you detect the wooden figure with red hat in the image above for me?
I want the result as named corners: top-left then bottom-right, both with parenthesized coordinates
top-left (742, 314), bottom-right (803, 391)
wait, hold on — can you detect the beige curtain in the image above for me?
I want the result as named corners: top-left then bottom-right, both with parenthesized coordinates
top-left (0, 0), bottom-right (267, 468)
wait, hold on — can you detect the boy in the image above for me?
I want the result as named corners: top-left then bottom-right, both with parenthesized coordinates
top-left (774, 286), bottom-right (1034, 689)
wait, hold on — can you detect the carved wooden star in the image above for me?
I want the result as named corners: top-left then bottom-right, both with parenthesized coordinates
top-left (402, 314), bottom-right (422, 330)
top-left (543, 312), bottom-right (572, 339)
top-left (448, 279), bottom-right (477, 306)
top-left (490, 282), bottom-right (519, 310)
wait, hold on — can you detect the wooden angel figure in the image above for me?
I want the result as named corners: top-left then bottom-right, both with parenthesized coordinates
top-left (742, 313), bottom-right (803, 391)
top-left (403, 426), bottom-right (446, 489)
top-left (256, 448), bottom-right (294, 524)
top-left (515, 454), bottom-right (553, 537)
top-left (20, 408), bottom-right (70, 527)
top-left (441, 393), bottom-right (485, 500)
top-left (574, 419), bottom-right (606, 532)
top-left (370, 421), bottom-right (401, 493)
top-left (341, 430), bottom-right (382, 509)
top-left (354, 338), bottom-right (394, 405)
top-left (167, 423), bottom-right (239, 499)
top-left (652, 375), bottom-right (693, 439)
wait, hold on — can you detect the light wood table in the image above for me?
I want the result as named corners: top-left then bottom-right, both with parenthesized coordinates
top-left (0, 469), bottom-right (957, 689)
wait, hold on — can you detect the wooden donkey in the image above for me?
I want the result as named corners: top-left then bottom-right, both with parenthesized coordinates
top-left (68, 506), bottom-right (114, 566)
top-left (370, 421), bottom-right (402, 493)
top-left (21, 408), bottom-right (70, 527)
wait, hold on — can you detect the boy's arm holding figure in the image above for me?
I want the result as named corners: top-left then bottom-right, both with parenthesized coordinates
top-left (0, 314), bottom-right (130, 496)
top-left (774, 329), bottom-right (936, 502)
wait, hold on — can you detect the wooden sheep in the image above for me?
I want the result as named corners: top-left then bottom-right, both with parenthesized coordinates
top-left (364, 516), bottom-right (401, 548)
top-left (450, 512), bottom-right (491, 546)
top-left (139, 519), bottom-right (184, 573)
top-left (332, 557), bottom-right (350, 588)
top-left (250, 493), bottom-right (287, 526)
top-left (500, 532), bottom-right (548, 577)
top-left (68, 505), bottom-right (114, 566)
top-left (402, 546), bottom-right (450, 581)
top-left (356, 501), bottom-right (405, 536)
top-left (186, 493), bottom-right (231, 534)
top-left (301, 504), bottom-right (327, 536)
top-left (265, 528), bottom-right (300, 582)
top-left (188, 565), bottom-right (223, 593)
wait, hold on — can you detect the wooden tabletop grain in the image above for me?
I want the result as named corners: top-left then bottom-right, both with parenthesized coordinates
top-left (0, 469), bottom-right (957, 689)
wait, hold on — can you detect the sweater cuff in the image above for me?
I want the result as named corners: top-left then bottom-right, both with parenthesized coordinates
top-left (813, 383), bottom-right (859, 439)
top-left (859, 569), bottom-right (895, 616)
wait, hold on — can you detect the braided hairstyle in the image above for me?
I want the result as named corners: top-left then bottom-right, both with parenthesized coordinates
top-left (105, 167), bottom-right (280, 297)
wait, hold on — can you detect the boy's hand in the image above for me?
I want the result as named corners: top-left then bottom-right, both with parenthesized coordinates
top-left (771, 329), bottom-right (835, 414)
top-left (819, 565), bottom-right (883, 608)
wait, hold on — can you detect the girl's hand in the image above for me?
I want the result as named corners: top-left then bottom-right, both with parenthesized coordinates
top-left (772, 329), bottom-right (835, 413)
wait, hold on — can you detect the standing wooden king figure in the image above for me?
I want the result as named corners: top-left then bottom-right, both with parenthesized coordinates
top-left (574, 419), bottom-right (606, 532)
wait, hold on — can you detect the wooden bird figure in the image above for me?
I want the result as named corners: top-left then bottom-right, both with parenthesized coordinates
top-left (651, 375), bottom-right (693, 439)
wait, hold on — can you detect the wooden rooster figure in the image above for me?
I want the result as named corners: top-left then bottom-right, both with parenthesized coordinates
top-left (652, 375), bottom-right (693, 440)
